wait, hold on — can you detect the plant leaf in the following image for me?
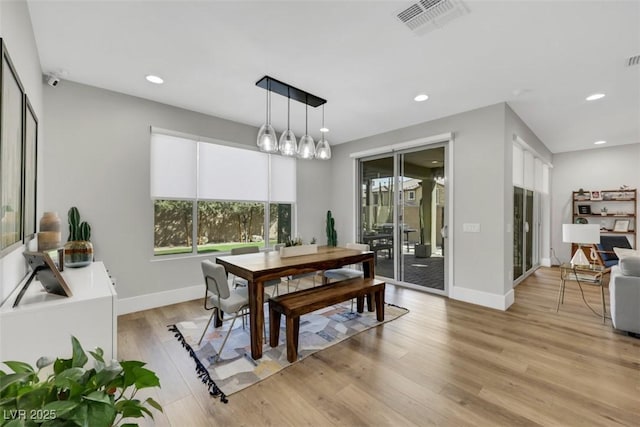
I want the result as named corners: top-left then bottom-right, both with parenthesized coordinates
top-left (16, 387), bottom-right (51, 410)
top-left (88, 349), bottom-right (104, 364)
top-left (53, 358), bottom-right (72, 375)
top-left (42, 400), bottom-right (79, 418)
top-left (3, 361), bottom-right (35, 374)
top-left (0, 373), bottom-right (32, 394)
top-left (119, 361), bottom-right (145, 388)
top-left (85, 400), bottom-right (116, 427)
top-left (132, 367), bottom-right (161, 389)
top-left (4, 419), bottom-right (27, 427)
top-left (70, 337), bottom-right (88, 368)
top-left (145, 397), bottom-right (163, 412)
top-left (82, 391), bottom-right (112, 405)
top-left (52, 367), bottom-right (85, 389)
top-left (36, 357), bottom-right (55, 370)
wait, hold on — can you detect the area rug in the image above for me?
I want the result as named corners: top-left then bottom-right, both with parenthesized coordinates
top-left (169, 301), bottom-right (408, 403)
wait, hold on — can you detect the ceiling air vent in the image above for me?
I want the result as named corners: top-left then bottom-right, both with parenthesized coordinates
top-left (396, 0), bottom-right (469, 35)
top-left (627, 55), bottom-right (640, 67)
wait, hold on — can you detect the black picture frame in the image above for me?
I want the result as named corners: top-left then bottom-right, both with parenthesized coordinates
top-left (578, 205), bottom-right (591, 215)
top-left (0, 38), bottom-right (25, 255)
top-left (23, 96), bottom-right (38, 241)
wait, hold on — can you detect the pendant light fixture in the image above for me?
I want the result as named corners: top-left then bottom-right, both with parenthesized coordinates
top-left (255, 76), bottom-right (329, 160)
top-left (278, 88), bottom-right (297, 156)
top-left (256, 80), bottom-right (278, 153)
top-left (297, 95), bottom-right (316, 159)
top-left (315, 104), bottom-right (331, 160)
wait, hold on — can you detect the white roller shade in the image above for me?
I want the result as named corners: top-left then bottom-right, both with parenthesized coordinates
top-left (534, 158), bottom-right (543, 192)
top-left (198, 142), bottom-right (269, 201)
top-left (523, 150), bottom-right (534, 190)
top-left (150, 134), bottom-right (197, 198)
top-left (270, 155), bottom-right (296, 203)
top-left (512, 143), bottom-right (523, 187)
top-left (542, 164), bottom-right (550, 194)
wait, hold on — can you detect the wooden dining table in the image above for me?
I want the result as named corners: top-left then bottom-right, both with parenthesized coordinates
top-left (216, 245), bottom-right (375, 360)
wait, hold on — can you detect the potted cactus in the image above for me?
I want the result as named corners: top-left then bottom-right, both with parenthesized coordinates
top-left (326, 211), bottom-right (337, 247)
top-left (63, 206), bottom-right (93, 268)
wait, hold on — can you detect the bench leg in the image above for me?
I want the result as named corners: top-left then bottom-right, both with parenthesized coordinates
top-left (269, 307), bottom-right (281, 347)
top-left (356, 296), bottom-right (365, 313)
top-left (375, 289), bottom-right (385, 321)
top-left (286, 316), bottom-right (300, 363)
top-left (366, 293), bottom-right (374, 312)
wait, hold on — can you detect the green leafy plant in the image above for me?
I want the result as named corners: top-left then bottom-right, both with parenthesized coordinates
top-left (0, 336), bottom-right (162, 427)
top-left (284, 236), bottom-right (303, 247)
top-left (67, 207), bottom-right (91, 241)
top-left (326, 210), bottom-right (337, 247)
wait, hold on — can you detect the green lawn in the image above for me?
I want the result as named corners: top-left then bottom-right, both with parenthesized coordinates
top-left (154, 240), bottom-right (278, 256)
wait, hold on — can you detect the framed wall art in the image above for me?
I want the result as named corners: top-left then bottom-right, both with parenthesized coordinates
top-left (590, 190), bottom-right (602, 201)
top-left (23, 96), bottom-right (38, 240)
top-left (1, 38), bottom-right (25, 253)
top-left (613, 219), bottom-right (630, 232)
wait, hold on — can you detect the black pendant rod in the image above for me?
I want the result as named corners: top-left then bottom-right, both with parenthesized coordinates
top-left (256, 75), bottom-right (326, 108)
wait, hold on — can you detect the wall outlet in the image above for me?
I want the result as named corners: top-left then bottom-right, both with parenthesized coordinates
top-left (463, 223), bottom-right (481, 233)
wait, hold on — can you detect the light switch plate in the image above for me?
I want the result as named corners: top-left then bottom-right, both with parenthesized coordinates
top-left (463, 223), bottom-right (480, 233)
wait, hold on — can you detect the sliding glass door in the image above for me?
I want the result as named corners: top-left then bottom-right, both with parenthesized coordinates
top-left (358, 144), bottom-right (447, 293)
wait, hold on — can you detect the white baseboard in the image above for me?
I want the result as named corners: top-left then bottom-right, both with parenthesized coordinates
top-left (117, 285), bottom-right (202, 315)
top-left (540, 257), bottom-right (551, 267)
top-left (451, 285), bottom-right (514, 311)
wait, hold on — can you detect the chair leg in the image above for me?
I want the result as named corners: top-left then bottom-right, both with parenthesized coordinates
top-left (216, 310), bottom-right (242, 361)
top-left (198, 307), bottom-right (217, 345)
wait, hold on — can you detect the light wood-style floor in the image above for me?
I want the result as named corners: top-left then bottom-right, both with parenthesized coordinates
top-left (118, 268), bottom-right (640, 426)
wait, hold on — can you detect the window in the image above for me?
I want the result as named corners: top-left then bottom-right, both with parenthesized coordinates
top-left (408, 190), bottom-right (416, 201)
top-left (150, 132), bottom-right (296, 256)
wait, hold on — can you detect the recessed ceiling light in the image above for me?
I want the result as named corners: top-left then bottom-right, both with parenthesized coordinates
top-left (431, 160), bottom-right (438, 164)
top-left (320, 127), bottom-right (329, 133)
top-left (586, 93), bottom-right (605, 101)
top-left (414, 94), bottom-right (429, 102)
top-left (145, 75), bottom-right (164, 84)
top-left (594, 140), bottom-right (607, 145)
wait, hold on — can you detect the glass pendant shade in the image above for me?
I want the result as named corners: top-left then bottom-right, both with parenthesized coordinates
top-left (257, 82), bottom-right (278, 153)
top-left (257, 123), bottom-right (279, 153)
top-left (279, 129), bottom-right (297, 156)
top-left (297, 134), bottom-right (316, 159)
top-left (279, 91), bottom-right (297, 156)
top-left (316, 137), bottom-right (331, 160)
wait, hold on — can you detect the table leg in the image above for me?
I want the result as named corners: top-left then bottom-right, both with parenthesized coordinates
top-left (248, 279), bottom-right (264, 360)
top-left (363, 258), bottom-right (375, 279)
top-left (600, 283), bottom-right (606, 324)
top-left (556, 278), bottom-right (565, 312)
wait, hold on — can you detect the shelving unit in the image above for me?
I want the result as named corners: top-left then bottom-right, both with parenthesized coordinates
top-left (572, 189), bottom-right (636, 248)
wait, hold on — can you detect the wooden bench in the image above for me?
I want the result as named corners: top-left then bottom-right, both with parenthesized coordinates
top-left (268, 278), bottom-right (386, 363)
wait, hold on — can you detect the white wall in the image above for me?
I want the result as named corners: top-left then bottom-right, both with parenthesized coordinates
top-left (551, 143), bottom-right (640, 263)
top-left (43, 81), bottom-right (330, 310)
top-left (0, 0), bottom-right (43, 302)
top-left (331, 103), bottom-right (538, 310)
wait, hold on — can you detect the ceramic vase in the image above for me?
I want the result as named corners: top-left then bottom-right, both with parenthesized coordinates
top-left (38, 211), bottom-right (62, 251)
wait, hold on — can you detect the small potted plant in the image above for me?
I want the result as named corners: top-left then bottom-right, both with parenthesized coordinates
top-left (601, 206), bottom-right (608, 216)
top-left (64, 207), bottom-right (93, 267)
top-left (0, 336), bottom-right (162, 426)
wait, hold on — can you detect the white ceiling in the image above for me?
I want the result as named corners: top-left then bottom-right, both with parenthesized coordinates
top-left (26, 0), bottom-right (640, 153)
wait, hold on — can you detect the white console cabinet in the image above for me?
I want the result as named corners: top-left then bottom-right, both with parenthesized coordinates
top-left (0, 262), bottom-right (117, 366)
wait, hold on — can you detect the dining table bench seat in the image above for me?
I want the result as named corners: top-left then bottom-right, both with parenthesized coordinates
top-left (268, 277), bottom-right (386, 362)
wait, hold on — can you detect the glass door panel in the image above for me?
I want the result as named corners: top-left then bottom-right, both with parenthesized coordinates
top-left (399, 148), bottom-right (445, 290)
top-left (359, 155), bottom-right (395, 280)
top-left (525, 189), bottom-right (534, 271)
top-left (358, 145), bottom-right (447, 292)
top-left (513, 186), bottom-right (524, 280)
